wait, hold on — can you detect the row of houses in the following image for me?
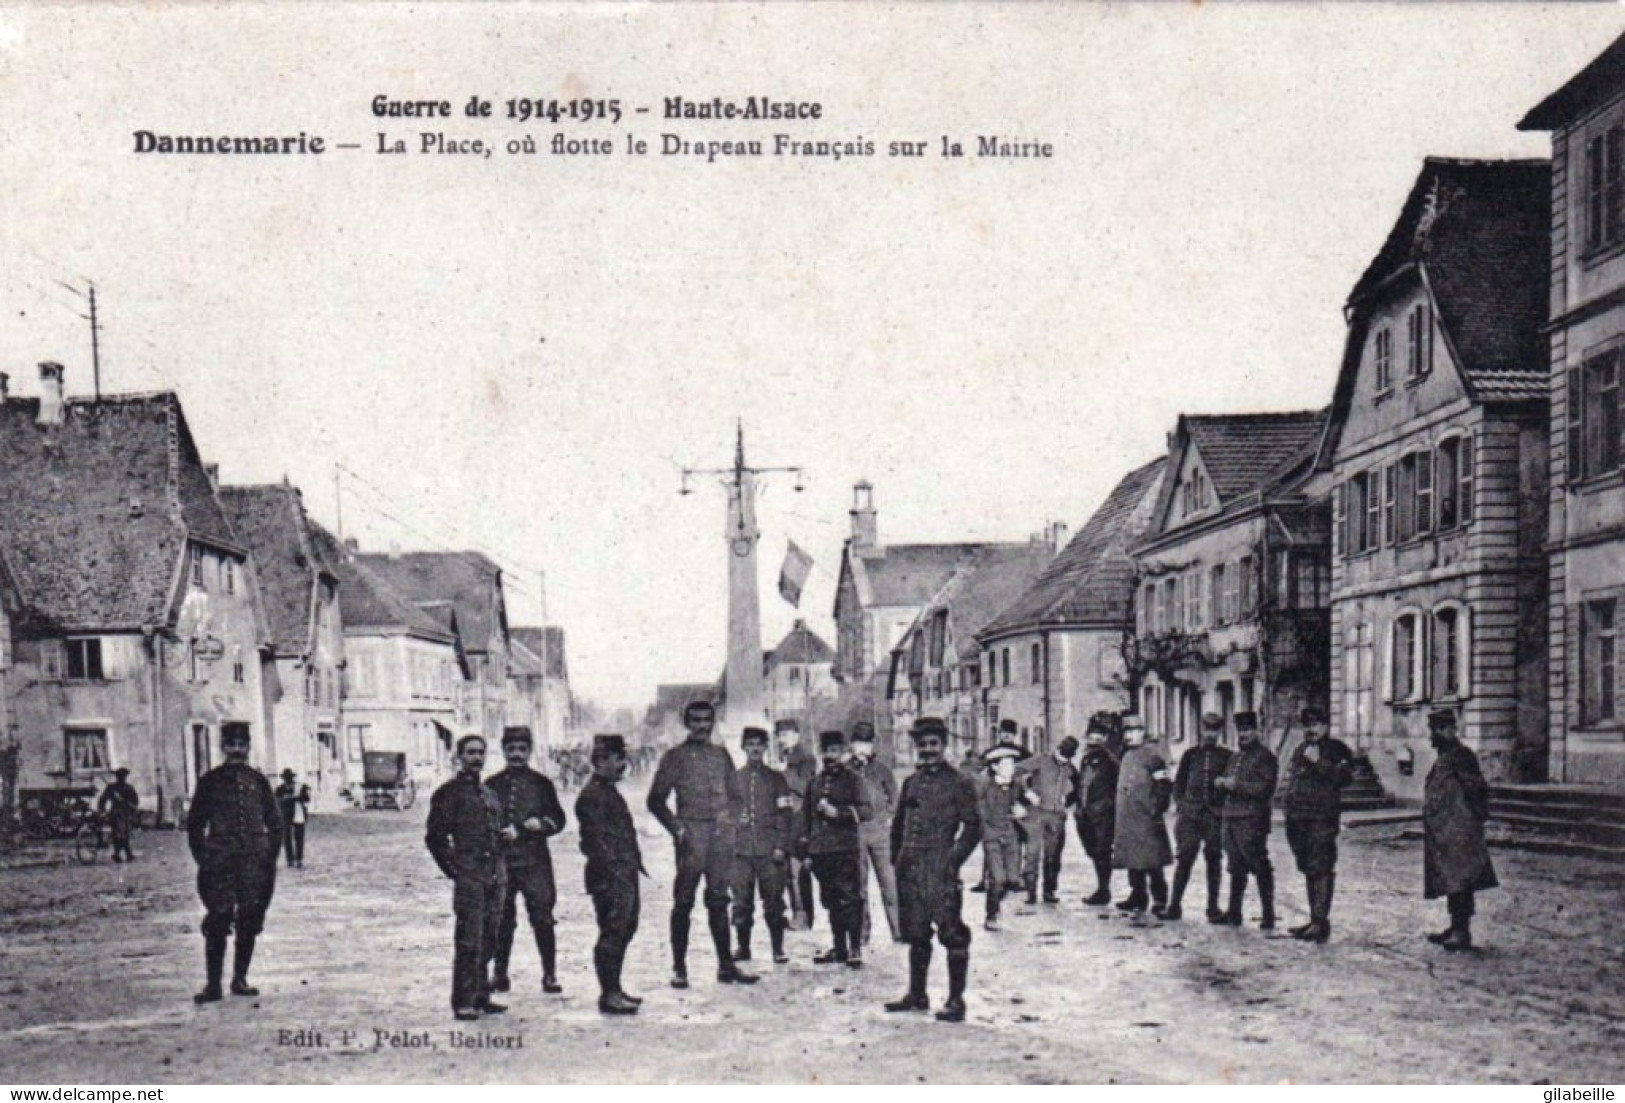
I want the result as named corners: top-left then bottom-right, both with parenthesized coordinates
top-left (832, 32), bottom-right (1625, 799)
top-left (0, 368), bottom-right (572, 822)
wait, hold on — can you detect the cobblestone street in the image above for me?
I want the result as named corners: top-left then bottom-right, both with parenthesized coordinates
top-left (2, 779), bottom-right (1623, 1084)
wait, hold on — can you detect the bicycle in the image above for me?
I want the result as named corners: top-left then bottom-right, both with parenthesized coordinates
top-left (74, 813), bottom-right (109, 864)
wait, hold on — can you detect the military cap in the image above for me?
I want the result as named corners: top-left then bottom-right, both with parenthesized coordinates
top-left (501, 725), bottom-right (534, 747)
top-left (1201, 711), bottom-right (1225, 730)
top-left (1120, 713), bottom-right (1146, 731)
top-left (741, 726), bottom-right (769, 746)
top-left (1084, 727), bottom-right (1109, 745)
top-left (455, 732), bottom-right (487, 754)
top-left (999, 718), bottom-right (1019, 735)
top-left (910, 716), bottom-right (949, 740)
top-left (683, 700), bottom-right (716, 722)
top-left (1233, 711), bottom-right (1259, 731)
top-left (114, 767), bottom-right (130, 777)
top-left (773, 718), bottom-right (800, 733)
top-left (1300, 706), bottom-right (1329, 726)
top-left (819, 729), bottom-right (847, 751)
top-left (1058, 735), bottom-right (1080, 755)
top-left (592, 733), bottom-right (628, 756)
top-left (851, 721), bottom-right (877, 742)
top-left (1427, 708), bottom-right (1459, 733)
top-left (280, 768), bottom-right (296, 779)
top-left (983, 741), bottom-right (1024, 765)
top-left (1086, 711), bottom-right (1121, 736)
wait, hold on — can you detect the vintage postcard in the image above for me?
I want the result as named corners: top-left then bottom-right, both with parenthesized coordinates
top-left (1, 2), bottom-right (1623, 1088)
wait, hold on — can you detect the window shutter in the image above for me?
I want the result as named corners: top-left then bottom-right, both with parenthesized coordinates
top-left (1569, 366), bottom-right (1585, 482)
top-left (42, 640), bottom-right (62, 681)
top-left (1460, 436), bottom-right (1475, 525)
top-left (1417, 451), bottom-right (1435, 535)
top-left (1419, 611), bottom-right (1434, 701)
top-left (1380, 620), bottom-right (1394, 704)
top-left (1333, 482), bottom-right (1345, 558)
top-left (1460, 604), bottom-right (1472, 699)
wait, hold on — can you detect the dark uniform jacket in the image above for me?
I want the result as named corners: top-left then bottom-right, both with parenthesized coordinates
top-left (576, 775), bottom-right (644, 894)
top-left (852, 757), bottom-right (898, 831)
top-left (188, 763), bottom-right (281, 866)
top-left (974, 775), bottom-right (1021, 841)
top-left (1075, 747), bottom-right (1119, 822)
top-left (648, 739), bottom-right (740, 831)
top-left (1173, 744), bottom-right (1232, 818)
top-left (99, 781), bottom-right (140, 824)
top-left (891, 762), bottom-right (982, 870)
top-left (1282, 738), bottom-right (1355, 820)
top-left (800, 762), bottom-right (872, 856)
top-left (1219, 743), bottom-right (1278, 824)
top-left (736, 761), bottom-right (795, 857)
top-left (485, 765), bottom-right (567, 867)
top-left (425, 773), bottom-right (504, 883)
top-left (1423, 742), bottom-right (1499, 899)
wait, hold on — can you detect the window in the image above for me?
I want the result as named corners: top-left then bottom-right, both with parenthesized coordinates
top-left (232, 646), bottom-right (245, 685)
top-left (1395, 452), bottom-right (1434, 541)
top-left (1342, 472), bottom-right (1380, 555)
top-left (1570, 349), bottom-right (1623, 482)
top-left (1390, 612), bottom-right (1423, 703)
top-left (1001, 648), bottom-right (1010, 687)
top-left (63, 638), bottom-right (105, 681)
top-left (190, 545), bottom-right (205, 588)
top-left (1210, 564), bottom-right (1226, 626)
top-left (1582, 598), bottom-right (1618, 725)
top-left (1222, 561), bottom-right (1240, 623)
top-left (1030, 643), bottom-right (1041, 684)
top-left (1344, 622), bottom-right (1374, 739)
top-left (1415, 449), bottom-right (1434, 537)
top-left (1292, 554), bottom-right (1330, 610)
top-left (1383, 464), bottom-right (1397, 545)
top-left (1431, 605), bottom-right (1469, 700)
top-left (1436, 435), bottom-right (1474, 530)
top-left (987, 652), bottom-right (997, 687)
top-left (224, 559), bottom-right (236, 595)
top-left (1237, 556), bottom-right (1254, 619)
top-left (1587, 125), bottom-right (1625, 252)
top-left (1184, 570), bottom-right (1204, 630)
top-left (65, 728), bottom-right (109, 779)
top-left (1407, 303), bottom-right (1431, 379)
top-left (1139, 583), bottom-right (1155, 635)
top-left (345, 724), bottom-right (369, 761)
top-left (1374, 327), bottom-right (1393, 393)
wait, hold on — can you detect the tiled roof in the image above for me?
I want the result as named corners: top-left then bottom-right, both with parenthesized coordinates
top-left (927, 543), bottom-right (1056, 660)
top-left (307, 522), bottom-right (451, 639)
top-left (860, 542), bottom-right (1026, 607)
top-left (1186, 411), bottom-right (1327, 502)
top-left (1519, 31), bottom-right (1625, 131)
top-left (979, 458), bottom-right (1167, 638)
top-left (0, 392), bottom-right (238, 634)
top-left (766, 620), bottom-right (834, 671)
top-left (219, 484), bottom-right (332, 654)
top-left (357, 551), bottom-right (505, 653)
top-left (512, 626), bottom-right (568, 681)
top-left (1346, 158), bottom-right (1550, 401)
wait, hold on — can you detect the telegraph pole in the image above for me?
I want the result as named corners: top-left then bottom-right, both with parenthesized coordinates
top-left (87, 284), bottom-right (101, 400)
top-left (680, 421), bottom-right (805, 732)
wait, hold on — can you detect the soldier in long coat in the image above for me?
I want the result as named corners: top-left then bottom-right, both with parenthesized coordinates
top-left (1282, 705), bottom-right (1354, 943)
top-left (1074, 718), bottom-right (1120, 906)
top-left (1111, 716), bottom-right (1173, 913)
top-left (486, 726), bottom-right (568, 994)
top-left (576, 734), bottom-right (645, 1014)
top-left (1422, 709), bottom-right (1498, 952)
top-left (974, 742), bottom-right (1026, 930)
top-left (187, 728), bottom-right (281, 1004)
top-left (885, 716), bottom-right (982, 1023)
top-left (798, 729), bottom-right (873, 966)
top-left (426, 734), bottom-right (508, 1020)
top-left (1159, 712), bottom-right (1231, 921)
top-left (1213, 711), bottom-right (1279, 930)
top-left (730, 726), bottom-right (795, 964)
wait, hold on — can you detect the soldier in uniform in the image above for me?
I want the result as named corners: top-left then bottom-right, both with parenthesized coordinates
top-left (1423, 708), bottom-right (1498, 952)
top-left (731, 726), bottom-right (795, 965)
top-left (1074, 717), bottom-right (1120, 906)
top-left (849, 722), bottom-right (900, 945)
top-left (647, 700), bottom-right (757, 988)
top-left (1016, 735), bottom-right (1078, 904)
top-left (576, 734), bottom-right (645, 1014)
top-left (974, 741), bottom-right (1026, 930)
top-left (1158, 712), bottom-right (1231, 921)
top-left (797, 729), bottom-right (873, 966)
top-left (776, 718), bottom-right (819, 930)
top-left (885, 716), bottom-right (982, 1023)
top-left (485, 726), bottom-right (568, 994)
top-left (425, 734), bottom-right (508, 1021)
top-left (1112, 716), bottom-right (1173, 913)
top-left (1282, 705), bottom-right (1354, 942)
top-left (98, 766), bottom-right (140, 863)
top-left (1212, 711), bottom-right (1279, 930)
top-left (186, 727), bottom-right (281, 1004)
top-left (274, 769), bottom-right (311, 869)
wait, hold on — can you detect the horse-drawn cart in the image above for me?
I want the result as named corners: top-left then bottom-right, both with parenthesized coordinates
top-left (361, 751), bottom-right (416, 810)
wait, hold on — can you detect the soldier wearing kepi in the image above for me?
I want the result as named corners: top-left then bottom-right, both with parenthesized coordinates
top-left (1282, 705), bottom-right (1354, 942)
top-left (1074, 716), bottom-right (1120, 906)
top-left (798, 729), bottom-right (873, 967)
top-left (974, 741), bottom-right (1027, 930)
top-left (731, 726), bottom-right (795, 965)
top-left (647, 700), bottom-right (757, 988)
top-left (1158, 712), bottom-right (1232, 921)
top-left (885, 716), bottom-right (982, 1023)
top-left (1422, 708), bottom-right (1498, 952)
top-left (486, 726), bottom-right (568, 995)
top-left (98, 766), bottom-right (140, 863)
top-left (1112, 716), bottom-right (1173, 914)
top-left (186, 727), bottom-right (281, 1004)
top-left (575, 734), bottom-right (645, 1014)
top-left (848, 721), bottom-right (900, 945)
top-left (1212, 711), bottom-right (1279, 930)
top-left (775, 718), bottom-right (819, 930)
top-left (425, 734), bottom-right (508, 1021)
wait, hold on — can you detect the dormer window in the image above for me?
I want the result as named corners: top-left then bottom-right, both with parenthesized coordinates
top-left (1374, 328), bottom-right (1393, 393)
top-left (224, 559), bottom-right (236, 595)
top-left (1407, 304), bottom-right (1432, 380)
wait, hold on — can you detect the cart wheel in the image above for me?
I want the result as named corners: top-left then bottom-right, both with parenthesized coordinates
top-left (399, 779), bottom-right (416, 811)
top-left (74, 822), bottom-right (105, 865)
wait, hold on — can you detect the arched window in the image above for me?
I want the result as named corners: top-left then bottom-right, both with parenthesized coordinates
top-left (1435, 434), bottom-right (1475, 531)
top-left (1431, 602), bottom-right (1472, 700)
top-left (1387, 609), bottom-right (1425, 704)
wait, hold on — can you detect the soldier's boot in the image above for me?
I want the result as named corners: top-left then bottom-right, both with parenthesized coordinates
top-left (1163, 860), bottom-right (1192, 920)
top-left (1204, 861), bottom-right (1225, 922)
top-left (1290, 879), bottom-right (1319, 938)
top-left (229, 936), bottom-right (260, 997)
top-left (768, 922), bottom-right (789, 964)
top-left (1023, 872), bottom-right (1038, 905)
top-left (1084, 860), bottom-right (1112, 906)
top-left (714, 908), bottom-right (759, 983)
top-left (670, 912), bottom-right (690, 988)
top-left (814, 924), bottom-right (848, 965)
top-left (537, 925), bottom-right (562, 992)
top-left (934, 950), bottom-right (968, 1022)
top-left (1116, 871), bottom-right (1149, 913)
top-left (1212, 875), bottom-right (1246, 926)
top-left (491, 931), bottom-right (512, 992)
top-left (1307, 875), bottom-right (1334, 943)
top-left (1256, 868), bottom-right (1277, 931)
top-left (885, 942), bottom-right (931, 1012)
top-left (194, 932), bottom-right (227, 1004)
top-left (1149, 870), bottom-right (1169, 913)
top-left (733, 921), bottom-right (752, 962)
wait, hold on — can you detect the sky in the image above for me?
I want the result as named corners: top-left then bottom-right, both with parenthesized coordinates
top-left (0, 4), bottom-right (1617, 710)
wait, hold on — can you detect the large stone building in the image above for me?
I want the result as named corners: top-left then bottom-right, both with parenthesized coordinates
top-left (977, 458), bottom-right (1166, 750)
top-left (762, 619), bottom-right (835, 730)
top-left (0, 366), bottom-right (271, 823)
top-left (1132, 411), bottom-right (1330, 752)
top-left (1317, 158), bottom-right (1551, 797)
top-left (508, 625), bottom-right (571, 749)
top-left (1521, 33), bottom-right (1625, 787)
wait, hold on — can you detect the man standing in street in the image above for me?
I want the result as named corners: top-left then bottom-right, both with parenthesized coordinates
top-left (731, 726), bottom-right (794, 965)
top-left (775, 718), bottom-right (819, 930)
top-left (425, 734), bottom-right (508, 1021)
top-left (647, 700), bottom-right (757, 988)
top-left (1158, 713), bottom-right (1231, 921)
top-left (1074, 717), bottom-right (1120, 906)
top-left (975, 741), bottom-right (1025, 930)
top-left (1423, 708), bottom-right (1498, 952)
top-left (186, 727), bottom-right (281, 1005)
top-left (576, 734), bottom-right (644, 1015)
top-left (1017, 735), bottom-right (1078, 904)
top-left (1282, 706), bottom-right (1354, 942)
top-left (798, 729), bottom-right (872, 967)
top-left (98, 766), bottom-right (140, 863)
top-left (849, 721), bottom-right (900, 945)
top-left (274, 769), bottom-right (311, 869)
top-left (485, 726), bottom-right (567, 995)
top-left (1112, 716), bottom-right (1173, 914)
top-left (1212, 711), bottom-right (1279, 931)
top-left (885, 716), bottom-right (982, 1023)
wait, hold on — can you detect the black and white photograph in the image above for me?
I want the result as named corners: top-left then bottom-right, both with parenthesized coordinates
top-left (0, 2), bottom-right (1623, 1087)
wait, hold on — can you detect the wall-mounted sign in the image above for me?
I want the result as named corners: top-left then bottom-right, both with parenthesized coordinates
top-left (195, 635), bottom-right (226, 662)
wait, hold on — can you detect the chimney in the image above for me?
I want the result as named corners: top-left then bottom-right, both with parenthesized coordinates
top-left (0, 372), bottom-right (9, 401)
top-left (204, 463), bottom-right (220, 489)
top-left (1049, 521), bottom-right (1069, 554)
top-left (850, 480), bottom-right (878, 554)
top-left (343, 537), bottom-right (359, 553)
top-left (37, 362), bottom-right (65, 427)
